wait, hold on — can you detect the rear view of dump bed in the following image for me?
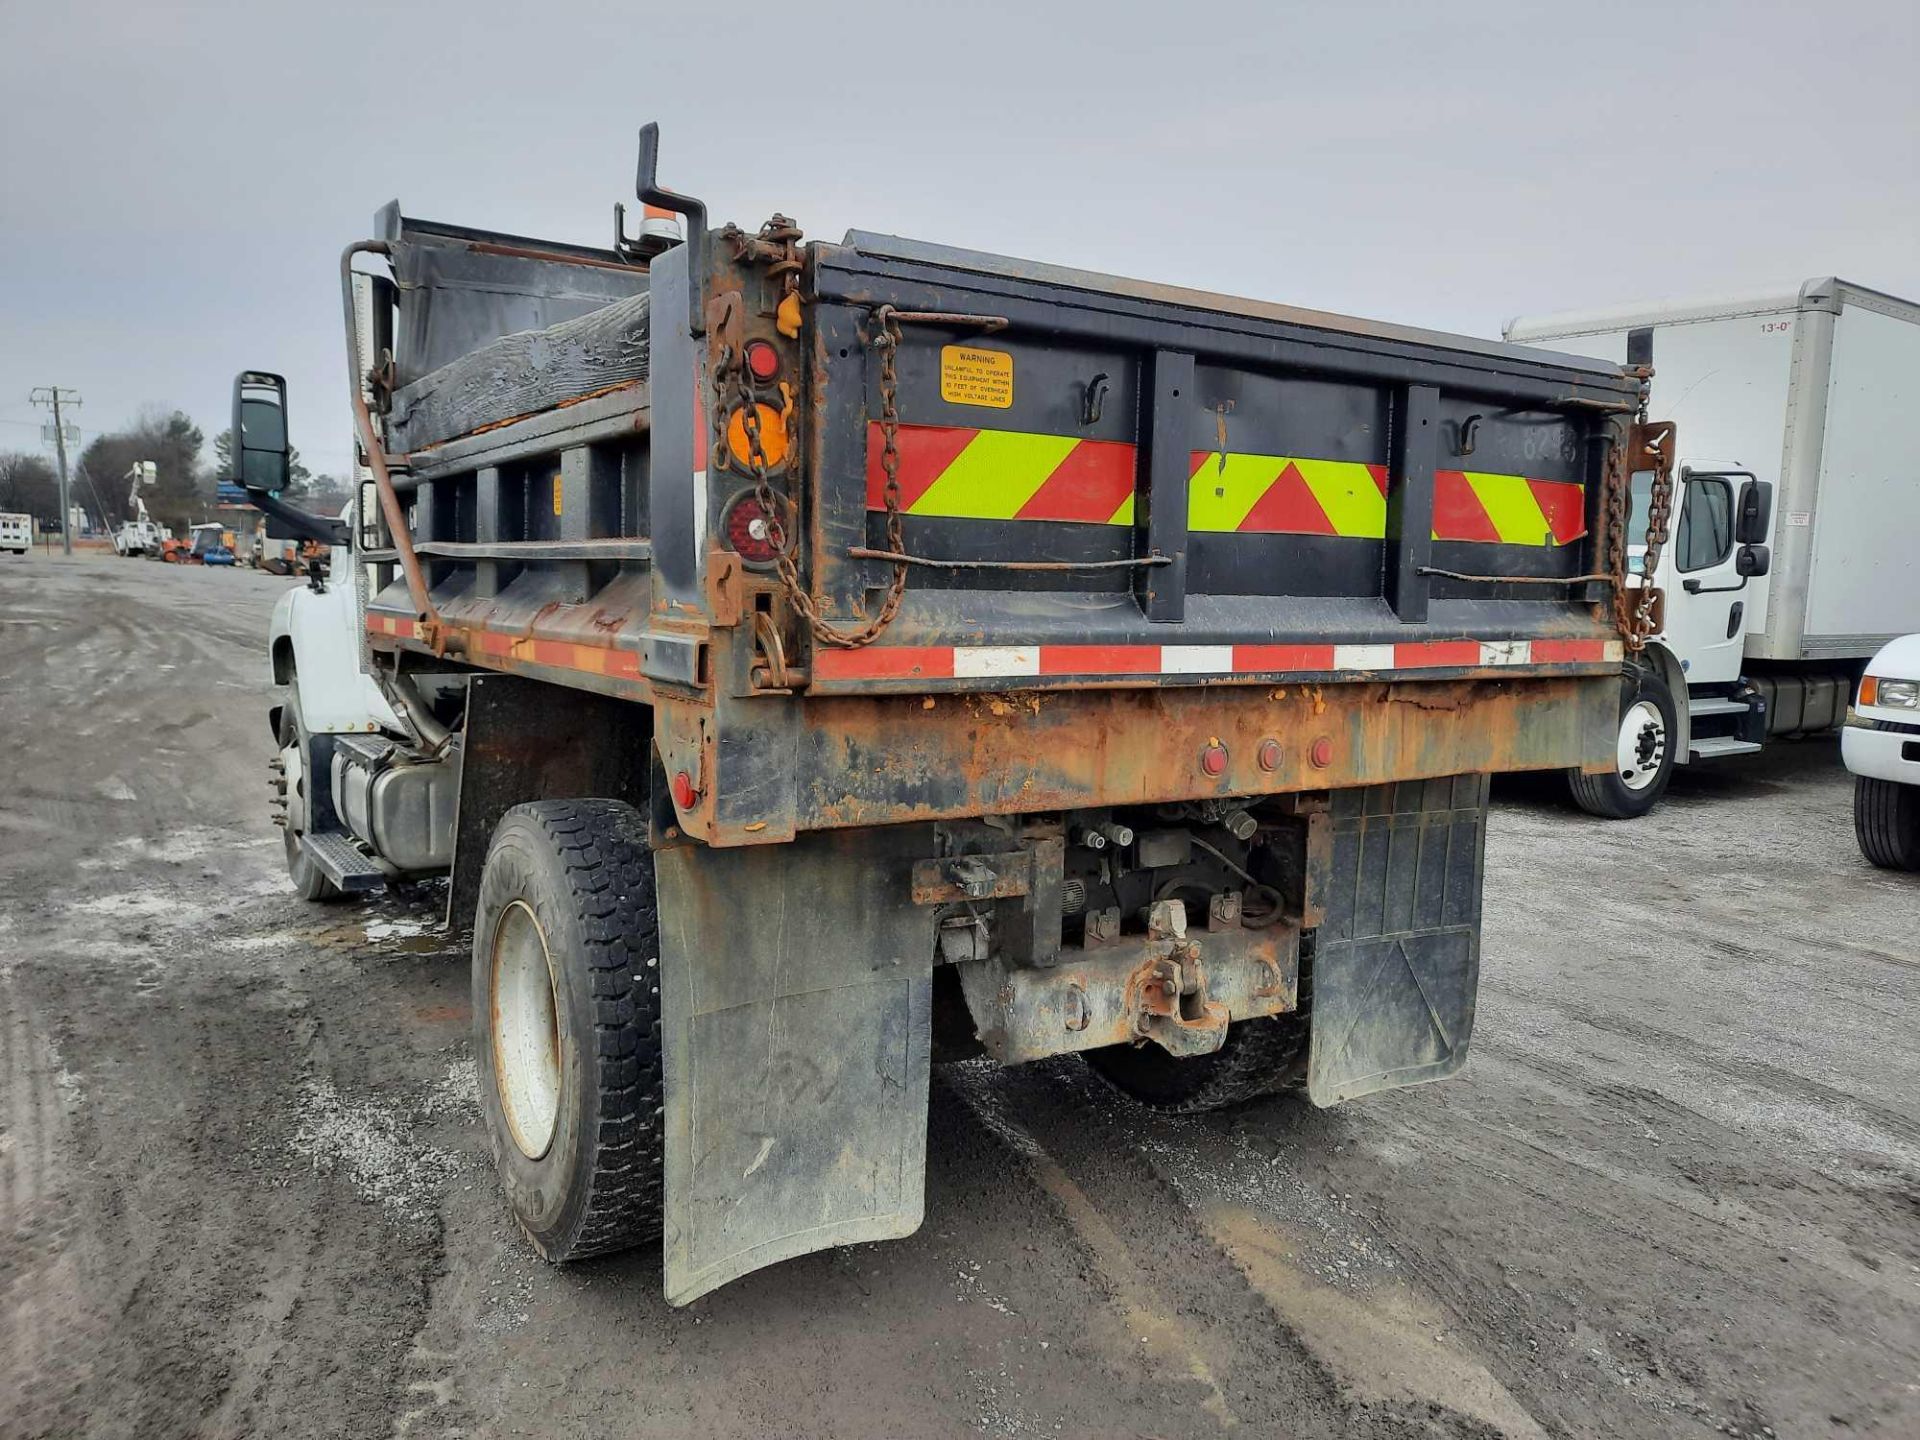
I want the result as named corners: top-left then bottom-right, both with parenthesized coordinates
top-left (361, 209), bottom-right (1650, 847)
top-left (248, 130), bottom-right (1666, 1304)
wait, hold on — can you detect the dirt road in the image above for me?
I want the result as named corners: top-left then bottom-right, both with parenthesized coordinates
top-left (3, 552), bottom-right (1916, 1439)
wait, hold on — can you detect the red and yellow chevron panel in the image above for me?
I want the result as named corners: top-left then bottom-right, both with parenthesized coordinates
top-left (865, 422), bottom-right (1586, 546)
top-left (865, 422), bottom-right (1135, 526)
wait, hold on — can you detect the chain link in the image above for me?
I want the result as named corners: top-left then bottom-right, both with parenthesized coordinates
top-left (1604, 410), bottom-right (1675, 654)
top-left (732, 305), bottom-right (908, 651)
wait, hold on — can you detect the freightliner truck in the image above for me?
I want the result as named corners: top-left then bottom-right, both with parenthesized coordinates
top-left (239, 127), bottom-right (1671, 1305)
top-left (1507, 281), bottom-right (1920, 817)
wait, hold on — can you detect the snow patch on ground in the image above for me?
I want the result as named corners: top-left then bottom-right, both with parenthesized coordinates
top-left (420, 1057), bottom-right (480, 1122)
top-left (289, 1076), bottom-right (464, 1228)
top-left (366, 917), bottom-right (434, 942)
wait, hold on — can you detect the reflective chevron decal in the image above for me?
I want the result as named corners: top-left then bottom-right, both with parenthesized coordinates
top-left (866, 422), bottom-right (1587, 545)
top-left (814, 637), bottom-right (1623, 683)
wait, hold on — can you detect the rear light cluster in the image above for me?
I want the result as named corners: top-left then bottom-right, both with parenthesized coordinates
top-left (719, 340), bottom-right (789, 565)
top-left (722, 493), bottom-right (783, 566)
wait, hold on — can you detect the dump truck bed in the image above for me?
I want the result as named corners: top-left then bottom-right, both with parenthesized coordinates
top-left (360, 213), bottom-right (1643, 844)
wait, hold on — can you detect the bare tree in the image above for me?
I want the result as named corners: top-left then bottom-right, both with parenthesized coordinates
top-left (0, 451), bottom-right (60, 521)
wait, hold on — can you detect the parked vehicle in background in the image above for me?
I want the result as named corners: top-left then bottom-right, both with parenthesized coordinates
top-left (1506, 280), bottom-right (1920, 817)
top-left (1844, 634), bottom-right (1920, 870)
top-left (240, 126), bottom-right (1671, 1306)
top-left (1, 513), bottom-right (30, 555)
top-left (114, 461), bottom-right (172, 556)
top-left (187, 523), bottom-right (236, 566)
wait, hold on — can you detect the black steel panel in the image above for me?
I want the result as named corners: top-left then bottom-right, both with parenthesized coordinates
top-left (1138, 351), bottom-right (1194, 621)
top-left (1386, 385), bottom-right (1440, 622)
top-left (646, 246), bottom-right (699, 602)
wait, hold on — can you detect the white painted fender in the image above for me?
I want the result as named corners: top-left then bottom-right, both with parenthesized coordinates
top-left (268, 577), bottom-right (399, 735)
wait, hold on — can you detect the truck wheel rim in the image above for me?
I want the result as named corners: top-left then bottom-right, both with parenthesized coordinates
top-left (490, 900), bottom-right (562, 1160)
top-left (280, 737), bottom-right (306, 840)
top-left (1618, 699), bottom-right (1667, 791)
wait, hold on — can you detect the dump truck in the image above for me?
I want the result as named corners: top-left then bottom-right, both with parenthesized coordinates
top-left (238, 126), bottom-right (1670, 1306)
top-left (1507, 280), bottom-right (1920, 816)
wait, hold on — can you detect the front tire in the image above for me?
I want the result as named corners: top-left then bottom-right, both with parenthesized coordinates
top-left (473, 799), bottom-right (665, 1262)
top-left (1568, 664), bottom-right (1677, 819)
top-left (275, 688), bottom-right (342, 901)
top-left (1854, 777), bottom-right (1920, 871)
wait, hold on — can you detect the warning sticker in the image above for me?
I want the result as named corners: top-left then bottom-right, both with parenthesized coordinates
top-left (552, 473), bottom-right (564, 516)
top-left (940, 345), bottom-right (1014, 409)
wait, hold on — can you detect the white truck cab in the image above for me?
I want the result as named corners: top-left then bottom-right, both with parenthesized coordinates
top-left (1509, 280), bottom-right (1920, 817)
top-left (1843, 634), bottom-right (1920, 870)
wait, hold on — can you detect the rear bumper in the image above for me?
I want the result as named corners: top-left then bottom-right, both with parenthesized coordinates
top-left (652, 672), bottom-right (1619, 846)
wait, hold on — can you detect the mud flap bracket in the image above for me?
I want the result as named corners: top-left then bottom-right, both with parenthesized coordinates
top-left (654, 825), bottom-right (936, 1306)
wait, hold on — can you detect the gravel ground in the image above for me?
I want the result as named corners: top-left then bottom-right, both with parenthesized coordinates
top-left (2, 550), bottom-right (1915, 1439)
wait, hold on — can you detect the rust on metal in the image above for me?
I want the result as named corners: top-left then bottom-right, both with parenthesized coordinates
top-left (955, 911), bottom-right (1296, 1065)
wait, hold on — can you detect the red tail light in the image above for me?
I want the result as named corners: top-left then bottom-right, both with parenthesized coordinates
top-left (743, 340), bottom-right (780, 382)
top-left (722, 492), bottom-right (782, 565)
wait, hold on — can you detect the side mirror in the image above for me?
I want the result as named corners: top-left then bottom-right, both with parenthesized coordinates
top-left (232, 370), bottom-right (290, 495)
top-left (1736, 543), bottom-right (1770, 578)
top-left (1735, 478), bottom-right (1773, 545)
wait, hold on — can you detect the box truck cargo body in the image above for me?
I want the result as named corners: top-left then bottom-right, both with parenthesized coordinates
top-left (1506, 280), bottom-right (1920, 814)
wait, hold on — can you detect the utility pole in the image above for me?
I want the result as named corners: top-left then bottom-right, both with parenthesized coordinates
top-left (30, 386), bottom-right (82, 556)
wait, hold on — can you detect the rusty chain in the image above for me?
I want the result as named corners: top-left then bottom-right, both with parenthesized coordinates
top-left (1604, 409), bottom-right (1675, 654)
top-left (732, 304), bottom-right (908, 650)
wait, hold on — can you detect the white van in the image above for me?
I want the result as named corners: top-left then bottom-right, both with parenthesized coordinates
top-left (0, 513), bottom-right (31, 554)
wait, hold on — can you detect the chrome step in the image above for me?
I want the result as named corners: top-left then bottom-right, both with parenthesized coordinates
top-left (1688, 737), bottom-right (1764, 760)
top-left (299, 831), bottom-right (389, 891)
top-left (1689, 697), bottom-right (1751, 717)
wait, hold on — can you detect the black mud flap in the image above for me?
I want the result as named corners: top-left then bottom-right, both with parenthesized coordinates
top-left (654, 826), bottom-right (935, 1306)
top-left (1307, 775), bottom-right (1486, 1106)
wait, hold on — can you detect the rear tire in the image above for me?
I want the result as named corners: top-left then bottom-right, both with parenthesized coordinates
top-left (473, 799), bottom-right (665, 1262)
top-left (1854, 776), bottom-right (1920, 871)
top-left (1568, 665), bottom-right (1677, 819)
top-left (1085, 1013), bottom-right (1309, 1113)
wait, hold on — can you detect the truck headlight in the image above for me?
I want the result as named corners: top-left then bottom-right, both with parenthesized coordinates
top-left (1862, 675), bottom-right (1920, 709)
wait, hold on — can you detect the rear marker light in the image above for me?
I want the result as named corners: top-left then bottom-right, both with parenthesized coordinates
top-left (671, 771), bottom-right (698, 809)
top-left (722, 493), bottom-right (782, 566)
top-left (1257, 739), bottom-right (1283, 772)
top-left (743, 340), bottom-right (780, 381)
top-left (1309, 737), bottom-right (1334, 768)
top-left (1200, 741), bottom-right (1229, 777)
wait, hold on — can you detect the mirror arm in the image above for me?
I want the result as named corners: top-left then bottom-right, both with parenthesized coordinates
top-left (245, 486), bottom-right (348, 548)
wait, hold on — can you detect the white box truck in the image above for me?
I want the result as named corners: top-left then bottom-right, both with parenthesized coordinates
top-left (1506, 279), bottom-right (1920, 816)
top-left (1, 513), bottom-right (31, 554)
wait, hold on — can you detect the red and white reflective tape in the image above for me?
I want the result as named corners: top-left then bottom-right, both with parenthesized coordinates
top-left (814, 637), bottom-right (1622, 684)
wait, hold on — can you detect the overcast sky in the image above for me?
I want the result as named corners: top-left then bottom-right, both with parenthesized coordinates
top-left (2, 0), bottom-right (1914, 478)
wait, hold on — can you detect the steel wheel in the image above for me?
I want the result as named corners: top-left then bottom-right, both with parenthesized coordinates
top-left (1617, 697), bottom-right (1668, 792)
top-left (489, 900), bottom-right (563, 1161)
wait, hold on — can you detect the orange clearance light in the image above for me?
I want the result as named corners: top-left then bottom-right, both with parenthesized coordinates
top-left (743, 340), bottom-right (780, 381)
top-left (1858, 675), bottom-right (1879, 707)
top-left (726, 401), bottom-right (790, 470)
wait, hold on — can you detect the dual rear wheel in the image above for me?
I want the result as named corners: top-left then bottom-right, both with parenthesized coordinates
top-left (472, 800), bottom-right (666, 1261)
